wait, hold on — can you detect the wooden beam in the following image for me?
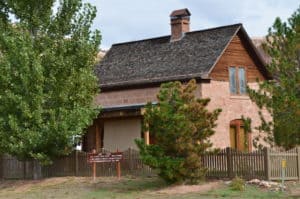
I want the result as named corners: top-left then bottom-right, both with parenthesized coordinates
top-left (116, 161), bottom-right (121, 180)
top-left (297, 147), bottom-right (300, 181)
top-left (101, 110), bottom-right (141, 119)
top-left (92, 149), bottom-right (97, 181)
top-left (143, 116), bottom-right (150, 145)
top-left (141, 108), bottom-right (146, 115)
top-left (95, 122), bottom-right (100, 152)
top-left (144, 131), bottom-right (150, 145)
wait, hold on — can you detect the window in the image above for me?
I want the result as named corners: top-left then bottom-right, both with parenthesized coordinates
top-left (229, 119), bottom-right (251, 152)
top-left (229, 66), bottom-right (247, 94)
top-left (238, 68), bottom-right (246, 94)
top-left (229, 67), bottom-right (237, 94)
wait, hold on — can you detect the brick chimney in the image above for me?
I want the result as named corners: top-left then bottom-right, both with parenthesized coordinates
top-left (170, 8), bottom-right (191, 41)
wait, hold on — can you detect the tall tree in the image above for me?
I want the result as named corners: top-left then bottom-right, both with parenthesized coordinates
top-left (248, 6), bottom-right (300, 149)
top-left (136, 80), bottom-right (221, 184)
top-left (0, 0), bottom-right (101, 164)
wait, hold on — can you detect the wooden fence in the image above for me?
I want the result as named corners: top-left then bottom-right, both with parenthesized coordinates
top-left (0, 148), bottom-right (153, 179)
top-left (268, 148), bottom-right (300, 180)
top-left (203, 148), bottom-right (266, 180)
top-left (0, 147), bottom-right (299, 180)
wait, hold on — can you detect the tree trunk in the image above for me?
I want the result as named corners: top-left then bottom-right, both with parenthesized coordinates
top-left (32, 160), bottom-right (42, 180)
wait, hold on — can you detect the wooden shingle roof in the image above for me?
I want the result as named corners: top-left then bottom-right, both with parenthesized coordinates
top-left (95, 23), bottom-right (266, 90)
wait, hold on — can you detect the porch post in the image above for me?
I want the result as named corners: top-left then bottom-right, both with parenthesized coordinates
top-left (297, 147), bottom-right (300, 181)
top-left (141, 108), bottom-right (150, 145)
top-left (95, 122), bottom-right (100, 152)
top-left (144, 131), bottom-right (150, 145)
top-left (92, 149), bottom-right (97, 181)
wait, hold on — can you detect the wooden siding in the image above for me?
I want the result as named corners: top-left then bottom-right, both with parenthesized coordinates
top-left (210, 33), bottom-right (265, 82)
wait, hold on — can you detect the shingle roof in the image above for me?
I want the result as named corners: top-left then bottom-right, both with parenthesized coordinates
top-left (95, 24), bottom-right (242, 89)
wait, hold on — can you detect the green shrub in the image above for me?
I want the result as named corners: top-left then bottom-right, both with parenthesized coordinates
top-left (230, 176), bottom-right (245, 191)
top-left (135, 80), bottom-right (221, 184)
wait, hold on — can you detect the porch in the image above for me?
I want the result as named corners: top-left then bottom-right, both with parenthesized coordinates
top-left (81, 104), bottom-right (150, 152)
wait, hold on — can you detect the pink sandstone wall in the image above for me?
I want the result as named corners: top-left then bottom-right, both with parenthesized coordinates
top-left (201, 80), bottom-right (271, 149)
top-left (94, 81), bottom-right (270, 150)
top-left (95, 85), bottom-right (202, 107)
top-left (95, 87), bottom-right (159, 107)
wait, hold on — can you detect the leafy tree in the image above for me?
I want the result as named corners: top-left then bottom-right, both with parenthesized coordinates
top-left (136, 79), bottom-right (221, 184)
top-left (248, 7), bottom-right (300, 149)
top-left (0, 0), bottom-right (101, 164)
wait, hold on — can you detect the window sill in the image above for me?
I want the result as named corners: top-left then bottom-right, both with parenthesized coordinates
top-left (230, 95), bottom-right (250, 100)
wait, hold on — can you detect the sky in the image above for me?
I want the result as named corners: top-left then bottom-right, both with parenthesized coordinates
top-left (83, 0), bottom-right (299, 50)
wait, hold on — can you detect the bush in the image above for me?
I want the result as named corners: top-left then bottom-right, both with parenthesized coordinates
top-left (230, 176), bottom-right (245, 191)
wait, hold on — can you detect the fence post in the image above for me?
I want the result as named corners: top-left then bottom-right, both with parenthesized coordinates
top-left (0, 154), bottom-right (2, 179)
top-left (297, 147), bottom-right (300, 181)
top-left (264, 147), bottom-right (271, 181)
top-left (23, 161), bottom-right (26, 179)
top-left (75, 150), bottom-right (79, 176)
top-left (226, 147), bottom-right (233, 178)
top-left (128, 147), bottom-right (133, 172)
top-left (32, 159), bottom-right (42, 180)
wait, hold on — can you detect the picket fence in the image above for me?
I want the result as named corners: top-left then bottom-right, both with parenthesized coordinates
top-left (0, 147), bottom-right (299, 180)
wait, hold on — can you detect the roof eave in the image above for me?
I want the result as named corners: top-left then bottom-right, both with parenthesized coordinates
top-left (100, 75), bottom-right (211, 91)
top-left (238, 26), bottom-right (272, 80)
top-left (206, 24), bottom-right (242, 75)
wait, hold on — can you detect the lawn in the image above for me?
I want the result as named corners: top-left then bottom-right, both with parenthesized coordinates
top-left (0, 176), bottom-right (298, 199)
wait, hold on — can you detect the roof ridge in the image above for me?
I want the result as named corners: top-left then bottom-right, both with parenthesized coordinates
top-left (186, 23), bottom-right (242, 35)
top-left (112, 23), bottom-right (242, 47)
top-left (112, 35), bottom-right (170, 47)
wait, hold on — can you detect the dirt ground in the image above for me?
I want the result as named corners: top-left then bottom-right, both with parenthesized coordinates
top-left (0, 177), bottom-right (72, 192)
top-left (157, 181), bottom-right (222, 194)
top-left (287, 181), bottom-right (300, 198)
top-left (27, 177), bottom-right (223, 195)
top-left (0, 177), bottom-right (298, 199)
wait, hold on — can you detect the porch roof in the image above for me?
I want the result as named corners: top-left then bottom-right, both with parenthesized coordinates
top-left (101, 102), bottom-right (157, 112)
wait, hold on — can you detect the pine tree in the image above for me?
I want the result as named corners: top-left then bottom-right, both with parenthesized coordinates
top-left (248, 6), bottom-right (300, 149)
top-left (0, 0), bottom-right (101, 164)
top-left (136, 79), bottom-right (221, 184)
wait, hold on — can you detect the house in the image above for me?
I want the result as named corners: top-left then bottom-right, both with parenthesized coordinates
top-left (81, 8), bottom-right (271, 152)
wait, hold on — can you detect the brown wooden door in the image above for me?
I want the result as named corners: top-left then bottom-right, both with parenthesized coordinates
top-left (229, 119), bottom-right (250, 152)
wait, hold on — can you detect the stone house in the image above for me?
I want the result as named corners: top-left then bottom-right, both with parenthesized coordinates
top-left (82, 8), bottom-right (271, 152)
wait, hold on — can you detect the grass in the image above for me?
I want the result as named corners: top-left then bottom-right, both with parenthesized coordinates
top-left (205, 185), bottom-right (286, 199)
top-left (0, 176), bottom-right (298, 199)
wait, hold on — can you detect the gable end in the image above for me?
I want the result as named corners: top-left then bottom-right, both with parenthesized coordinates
top-left (209, 28), bottom-right (271, 82)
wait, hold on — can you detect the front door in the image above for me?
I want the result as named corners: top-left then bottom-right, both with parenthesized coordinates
top-left (229, 119), bottom-right (250, 152)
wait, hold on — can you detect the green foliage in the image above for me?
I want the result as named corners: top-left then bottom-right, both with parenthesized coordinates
top-left (0, 0), bottom-right (101, 164)
top-left (136, 79), bottom-right (221, 184)
top-left (248, 6), bottom-right (300, 150)
top-left (229, 176), bottom-right (245, 191)
top-left (241, 116), bottom-right (252, 151)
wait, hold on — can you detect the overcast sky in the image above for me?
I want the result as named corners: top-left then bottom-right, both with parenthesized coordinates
top-left (84, 0), bottom-right (299, 50)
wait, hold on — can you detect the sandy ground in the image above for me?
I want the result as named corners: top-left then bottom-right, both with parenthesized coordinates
top-left (157, 181), bottom-right (222, 194)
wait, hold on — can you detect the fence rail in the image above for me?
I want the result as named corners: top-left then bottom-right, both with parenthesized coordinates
top-left (0, 147), bottom-right (299, 180)
top-left (202, 148), bottom-right (266, 180)
top-left (0, 148), bottom-right (153, 179)
top-left (269, 148), bottom-right (299, 180)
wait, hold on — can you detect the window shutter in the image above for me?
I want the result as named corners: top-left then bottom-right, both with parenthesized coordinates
top-left (238, 68), bottom-right (246, 94)
top-left (229, 67), bottom-right (237, 94)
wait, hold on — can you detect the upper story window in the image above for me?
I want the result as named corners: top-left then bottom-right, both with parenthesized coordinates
top-left (229, 66), bottom-right (246, 95)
